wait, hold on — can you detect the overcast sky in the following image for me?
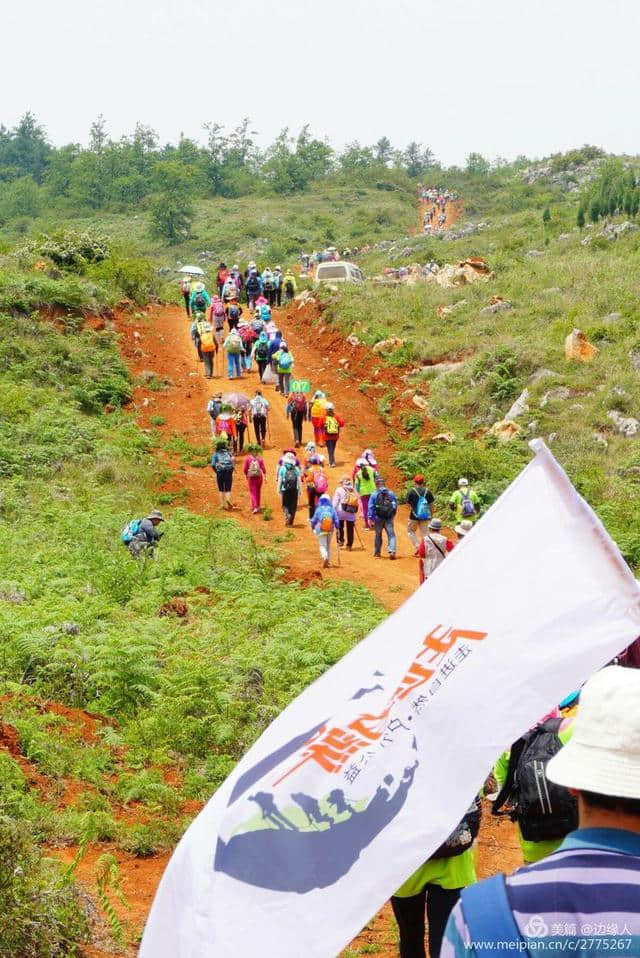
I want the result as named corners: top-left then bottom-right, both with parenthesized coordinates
top-left (2, 0), bottom-right (638, 165)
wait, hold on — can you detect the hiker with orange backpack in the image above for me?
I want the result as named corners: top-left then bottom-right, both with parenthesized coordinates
top-left (305, 454), bottom-right (329, 520)
top-left (310, 391), bottom-right (328, 446)
top-left (310, 493), bottom-right (340, 568)
top-left (333, 477), bottom-right (359, 550)
top-left (323, 403), bottom-right (345, 467)
top-left (243, 443), bottom-right (267, 514)
top-left (286, 390), bottom-right (308, 447)
top-left (195, 314), bottom-right (216, 379)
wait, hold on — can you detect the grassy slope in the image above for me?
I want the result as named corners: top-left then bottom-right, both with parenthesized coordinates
top-left (0, 267), bottom-right (386, 951)
top-left (311, 176), bottom-right (640, 568)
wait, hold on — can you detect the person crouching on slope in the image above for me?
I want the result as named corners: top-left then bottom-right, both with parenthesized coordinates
top-left (310, 493), bottom-right (340, 568)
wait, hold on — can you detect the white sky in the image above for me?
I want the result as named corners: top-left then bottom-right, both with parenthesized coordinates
top-left (3, 0), bottom-right (639, 165)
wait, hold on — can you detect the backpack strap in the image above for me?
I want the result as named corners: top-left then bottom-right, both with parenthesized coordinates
top-left (492, 735), bottom-right (527, 815)
top-left (427, 535), bottom-right (446, 559)
top-left (460, 875), bottom-right (527, 958)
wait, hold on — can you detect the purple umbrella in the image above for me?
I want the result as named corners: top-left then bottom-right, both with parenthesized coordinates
top-left (222, 392), bottom-right (250, 409)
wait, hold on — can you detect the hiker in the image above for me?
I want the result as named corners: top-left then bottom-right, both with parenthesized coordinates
top-left (211, 438), bottom-right (235, 510)
top-left (333, 477), bottom-right (359, 550)
top-left (207, 393), bottom-right (223, 437)
top-left (180, 274), bottom-right (192, 315)
top-left (245, 270), bottom-right (262, 310)
top-left (267, 329), bottom-right (283, 376)
top-left (196, 314), bottom-right (216, 379)
top-left (449, 478), bottom-right (480, 524)
top-left (273, 266), bottom-right (283, 307)
top-left (262, 267), bottom-right (276, 307)
top-left (229, 264), bottom-right (243, 300)
top-left (258, 298), bottom-right (272, 323)
top-left (190, 316), bottom-right (203, 363)
top-left (243, 443), bottom-right (267, 513)
top-left (368, 476), bottom-right (398, 559)
top-left (310, 493), bottom-right (340, 568)
top-left (121, 509), bottom-right (164, 558)
top-left (233, 405), bottom-right (248, 454)
top-left (252, 332), bottom-right (271, 381)
top-left (443, 667), bottom-right (640, 958)
top-left (354, 458), bottom-right (377, 530)
top-left (305, 454), bottom-right (329, 520)
top-left (273, 341), bottom-right (294, 395)
top-left (223, 327), bottom-right (244, 380)
top-left (418, 518), bottom-right (454, 585)
top-left (213, 406), bottom-right (237, 447)
top-left (222, 274), bottom-right (238, 303)
top-left (362, 448), bottom-right (378, 473)
top-left (190, 282), bottom-right (211, 315)
top-left (406, 474), bottom-right (435, 554)
top-left (237, 319), bottom-right (257, 371)
top-left (282, 270), bottom-right (297, 303)
top-left (392, 798), bottom-right (480, 958)
top-left (455, 519), bottom-right (473, 541)
top-left (210, 296), bottom-right (226, 354)
top-left (216, 262), bottom-right (228, 298)
top-left (310, 390), bottom-right (328, 446)
top-left (277, 451), bottom-right (302, 526)
top-left (323, 403), bottom-right (345, 468)
top-left (225, 299), bottom-right (242, 330)
top-left (491, 706), bottom-right (575, 865)
top-left (286, 390), bottom-right (308, 447)
top-left (250, 389), bottom-right (270, 446)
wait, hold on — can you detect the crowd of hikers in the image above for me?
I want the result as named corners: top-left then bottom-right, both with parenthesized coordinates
top-left (125, 241), bottom-right (640, 958)
top-left (420, 186), bottom-right (456, 232)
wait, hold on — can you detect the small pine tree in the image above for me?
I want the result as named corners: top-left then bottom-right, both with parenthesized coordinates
top-left (632, 190), bottom-right (640, 218)
top-left (608, 193), bottom-right (617, 218)
top-left (589, 198), bottom-right (601, 224)
top-left (542, 206), bottom-right (551, 225)
top-left (577, 206), bottom-right (585, 229)
top-left (624, 191), bottom-right (633, 217)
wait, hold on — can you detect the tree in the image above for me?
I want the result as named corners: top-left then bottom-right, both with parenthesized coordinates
top-left (89, 115), bottom-right (108, 154)
top-left (0, 112), bottom-right (51, 183)
top-left (339, 142), bottom-right (375, 173)
top-left (576, 206), bottom-right (585, 229)
top-left (150, 161), bottom-right (195, 243)
top-left (466, 152), bottom-right (490, 177)
top-left (588, 198), bottom-right (601, 224)
top-left (542, 206), bottom-right (551, 225)
top-left (401, 142), bottom-right (435, 178)
top-left (374, 136), bottom-right (393, 166)
top-left (0, 176), bottom-right (42, 221)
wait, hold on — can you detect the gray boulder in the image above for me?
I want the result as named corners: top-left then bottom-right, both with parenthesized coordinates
top-left (505, 389), bottom-right (529, 420)
top-left (609, 410), bottom-right (640, 437)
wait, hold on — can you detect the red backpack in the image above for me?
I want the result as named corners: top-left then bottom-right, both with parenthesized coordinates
top-left (292, 393), bottom-right (307, 413)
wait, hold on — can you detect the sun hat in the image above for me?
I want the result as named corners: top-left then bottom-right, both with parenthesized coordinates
top-left (546, 666), bottom-right (640, 799)
top-left (429, 518), bottom-right (442, 531)
top-left (305, 441), bottom-right (316, 452)
top-left (414, 474), bottom-right (425, 485)
top-left (458, 477), bottom-right (469, 487)
top-left (283, 452), bottom-right (297, 464)
top-left (146, 509), bottom-right (164, 522)
top-left (375, 476), bottom-right (385, 486)
top-left (194, 282), bottom-right (205, 292)
top-left (455, 519), bottom-right (474, 537)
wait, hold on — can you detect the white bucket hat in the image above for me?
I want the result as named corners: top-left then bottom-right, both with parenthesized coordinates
top-left (547, 666), bottom-right (640, 799)
top-left (455, 519), bottom-right (474, 537)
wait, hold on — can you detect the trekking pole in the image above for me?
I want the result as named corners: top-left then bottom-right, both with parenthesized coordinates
top-left (354, 523), bottom-right (365, 551)
top-left (335, 535), bottom-right (341, 568)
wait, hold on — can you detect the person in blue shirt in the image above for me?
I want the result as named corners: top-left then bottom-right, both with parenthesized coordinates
top-left (310, 493), bottom-right (340, 568)
top-left (368, 476), bottom-right (398, 559)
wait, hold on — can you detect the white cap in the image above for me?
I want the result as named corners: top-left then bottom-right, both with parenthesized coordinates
top-left (458, 477), bottom-right (469, 487)
top-left (547, 666), bottom-right (640, 799)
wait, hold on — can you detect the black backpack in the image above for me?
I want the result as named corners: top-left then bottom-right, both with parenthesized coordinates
top-left (492, 718), bottom-right (577, 842)
top-left (432, 795), bottom-right (482, 859)
top-left (193, 292), bottom-right (206, 310)
top-left (374, 489), bottom-right (395, 520)
top-left (281, 464), bottom-right (298, 492)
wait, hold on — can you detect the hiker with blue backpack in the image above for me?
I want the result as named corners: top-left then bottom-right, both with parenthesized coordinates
top-left (449, 477), bottom-right (480, 523)
top-left (406, 474), bottom-right (435, 554)
top-left (273, 341), bottom-right (294, 394)
top-left (277, 451), bottom-right (302, 526)
top-left (310, 493), bottom-right (340, 568)
top-left (211, 438), bottom-right (235, 510)
top-left (121, 509), bottom-right (165, 558)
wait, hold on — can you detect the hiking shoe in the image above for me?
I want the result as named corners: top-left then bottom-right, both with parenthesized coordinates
top-left (374, 553), bottom-right (381, 558)
top-left (252, 508), bottom-right (259, 514)
top-left (322, 559), bottom-right (330, 568)
top-left (389, 553), bottom-right (396, 560)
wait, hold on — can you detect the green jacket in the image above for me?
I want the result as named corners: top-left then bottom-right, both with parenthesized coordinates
top-left (449, 488), bottom-right (480, 522)
top-left (394, 847), bottom-right (476, 897)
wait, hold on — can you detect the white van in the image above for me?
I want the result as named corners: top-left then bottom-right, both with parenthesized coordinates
top-left (315, 261), bottom-right (364, 285)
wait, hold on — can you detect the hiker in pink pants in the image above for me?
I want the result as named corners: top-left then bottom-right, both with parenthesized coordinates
top-left (243, 445), bottom-right (267, 514)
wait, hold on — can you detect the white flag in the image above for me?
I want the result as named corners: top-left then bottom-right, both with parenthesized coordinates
top-left (140, 440), bottom-right (640, 958)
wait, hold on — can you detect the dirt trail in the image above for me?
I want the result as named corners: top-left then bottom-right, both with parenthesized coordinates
top-left (118, 304), bottom-right (422, 609)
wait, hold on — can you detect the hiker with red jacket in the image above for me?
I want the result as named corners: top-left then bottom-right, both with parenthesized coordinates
top-left (216, 262), bottom-right (228, 298)
top-left (286, 391), bottom-right (308, 447)
top-left (323, 403), bottom-right (345, 468)
top-left (418, 517), bottom-right (454, 585)
top-left (243, 443), bottom-right (267, 514)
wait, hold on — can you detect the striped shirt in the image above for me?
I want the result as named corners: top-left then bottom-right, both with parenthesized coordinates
top-left (442, 828), bottom-right (640, 957)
